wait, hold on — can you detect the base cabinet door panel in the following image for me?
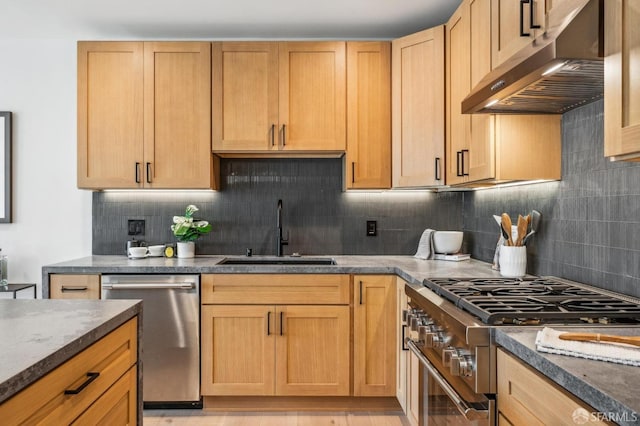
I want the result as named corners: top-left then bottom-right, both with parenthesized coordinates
top-left (353, 275), bottom-right (396, 396)
top-left (201, 305), bottom-right (275, 396)
top-left (275, 305), bottom-right (350, 396)
top-left (497, 348), bottom-right (607, 425)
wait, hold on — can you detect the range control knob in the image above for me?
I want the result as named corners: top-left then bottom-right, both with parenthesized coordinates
top-left (417, 324), bottom-right (435, 344)
top-left (432, 331), bottom-right (451, 349)
top-left (410, 313), bottom-right (430, 331)
top-left (450, 351), bottom-right (474, 377)
top-left (442, 347), bottom-right (458, 367)
top-left (424, 327), bottom-right (443, 348)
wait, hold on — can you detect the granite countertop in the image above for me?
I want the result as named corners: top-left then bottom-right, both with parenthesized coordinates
top-left (0, 299), bottom-right (141, 404)
top-left (495, 327), bottom-right (640, 425)
top-left (41, 254), bottom-right (504, 291)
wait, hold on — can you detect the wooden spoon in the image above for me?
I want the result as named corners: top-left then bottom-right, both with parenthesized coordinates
top-left (501, 213), bottom-right (513, 246)
top-left (515, 214), bottom-right (529, 246)
top-left (559, 332), bottom-right (640, 347)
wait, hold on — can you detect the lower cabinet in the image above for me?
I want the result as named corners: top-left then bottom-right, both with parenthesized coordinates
top-left (201, 274), bottom-right (351, 397)
top-left (396, 277), bottom-right (420, 426)
top-left (49, 274), bottom-right (100, 299)
top-left (0, 318), bottom-right (138, 424)
top-left (497, 348), bottom-right (607, 425)
top-left (353, 275), bottom-right (396, 396)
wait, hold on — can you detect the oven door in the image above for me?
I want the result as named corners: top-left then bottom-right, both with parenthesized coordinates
top-left (407, 341), bottom-right (494, 426)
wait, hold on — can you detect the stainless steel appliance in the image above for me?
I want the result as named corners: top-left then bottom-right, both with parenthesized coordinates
top-left (403, 276), bottom-right (640, 425)
top-left (101, 274), bottom-right (201, 408)
top-left (462, 0), bottom-right (603, 114)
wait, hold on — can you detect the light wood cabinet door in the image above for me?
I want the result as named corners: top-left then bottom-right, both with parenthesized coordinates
top-left (392, 27), bottom-right (446, 188)
top-left (279, 42), bottom-right (346, 152)
top-left (77, 42), bottom-right (143, 189)
top-left (493, 115), bottom-right (561, 182)
top-left (396, 278), bottom-right (409, 413)
top-left (468, 0), bottom-right (495, 181)
top-left (201, 305), bottom-right (275, 396)
top-left (446, 4), bottom-right (471, 185)
top-left (497, 348), bottom-right (608, 425)
top-left (491, 0), bottom-right (546, 70)
top-left (604, 0), bottom-right (640, 161)
top-left (275, 305), bottom-right (350, 396)
top-left (143, 42), bottom-right (213, 188)
top-left (353, 275), bottom-right (396, 396)
top-left (406, 346), bottom-right (421, 426)
top-left (213, 42), bottom-right (279, 152)
top-left (346, 42), bottom-right (391, 189)
top-left (0, 318), bottom-right (138, 425)
top-left (50, 274), bottom-right (100, 299)
top-left (72, 366), bottom-right (137, 426)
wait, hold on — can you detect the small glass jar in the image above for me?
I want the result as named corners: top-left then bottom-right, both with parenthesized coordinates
top-left (0, 254), bottom-right (8, 287)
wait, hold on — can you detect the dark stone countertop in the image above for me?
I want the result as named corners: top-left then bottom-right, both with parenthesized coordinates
top-left (495, 327), bottom-right (640, 425)
top-left (41, 255), bottom-right (504, 298)
top-left (0, 299), bottom-right (141, 404)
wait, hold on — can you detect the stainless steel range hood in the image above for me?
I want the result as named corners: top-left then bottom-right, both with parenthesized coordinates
top-left (462, 0), bottom-right (603, 114)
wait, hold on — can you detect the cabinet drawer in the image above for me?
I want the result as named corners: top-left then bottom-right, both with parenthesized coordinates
top-left (72, 365), bottom-right (137, 426)
top-left (0, 318), bottom-right (138, 425)
top-left (497, 348), bottom-right (607, 425)
top-left (201, 274), bottom-right (350, 304)
top-left (50, 274), bottom-right (100, 299)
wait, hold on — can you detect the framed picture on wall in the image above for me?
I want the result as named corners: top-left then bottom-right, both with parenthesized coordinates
top-left (0, 112), bottom-right (12, 223)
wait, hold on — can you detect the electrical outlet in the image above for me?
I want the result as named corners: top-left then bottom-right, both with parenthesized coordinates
top-left (366, 220), bottom-right (377, 236)
top-left (128, 219), bottom-right (145, 236)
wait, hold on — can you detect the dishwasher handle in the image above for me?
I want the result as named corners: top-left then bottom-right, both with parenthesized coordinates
top-left (102, 282), bottom-right (196, 290)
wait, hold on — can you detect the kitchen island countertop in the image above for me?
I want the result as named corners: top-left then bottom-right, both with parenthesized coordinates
top-left (495, 327), bottom-right (640, 425)
top-left (0, 299), bottom-right (141, 404)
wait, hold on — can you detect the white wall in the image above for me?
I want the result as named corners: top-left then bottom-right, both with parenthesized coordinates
top-left (0, 38), bottom-right (92, 296)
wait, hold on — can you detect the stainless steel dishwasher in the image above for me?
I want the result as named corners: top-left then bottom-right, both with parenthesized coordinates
top-left (101, 274), bottom-right (201, 408)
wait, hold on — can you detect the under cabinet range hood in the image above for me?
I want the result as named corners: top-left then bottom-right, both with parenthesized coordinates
top-left (462, 0), bottom-right (603, 114)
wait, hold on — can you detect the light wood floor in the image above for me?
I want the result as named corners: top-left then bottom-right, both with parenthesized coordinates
top-left (143, 410), bottom-right (411, 425)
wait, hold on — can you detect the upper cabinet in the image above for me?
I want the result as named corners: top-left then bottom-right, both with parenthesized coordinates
top-left (392, 27), bottom-right (446, 188)
top-left (446, 0), bottom-right (561, 186)
top-left (78, 41), bottom-right (215, 190)
top-left (77, 42), bottom-right (143, 189)
top-left (490, 0), bottom-right (546, 70)
top-left (604, 0), bottom-right (640, 161)
top-left (445, 5), bottom-right (471, 186)
top-left (346, 42), bottom-right (391, 189)
top-left (213, 42), bottom-right (346, 154)
top-left (212, 42), bottom-right (278, 152)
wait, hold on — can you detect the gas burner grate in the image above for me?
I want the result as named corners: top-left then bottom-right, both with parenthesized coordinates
top-left (424, 277), bottom-right (640, 325)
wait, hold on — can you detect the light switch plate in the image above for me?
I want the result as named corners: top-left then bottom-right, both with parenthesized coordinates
top-left (366, 220), bottom-right (377, 236)
top-left (128, 219), bottom-right (145, 236)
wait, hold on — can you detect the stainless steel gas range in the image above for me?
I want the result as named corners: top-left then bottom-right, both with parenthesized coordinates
top-left (402, 276), bottom-right (640, 425)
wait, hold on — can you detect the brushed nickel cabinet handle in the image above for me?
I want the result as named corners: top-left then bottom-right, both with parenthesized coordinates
top-left (280, 311), bottom-right (284, 336)
top-left (146, 162), bottom-right (152, 183)
top-left (267, 311), bottom-right (271, 336)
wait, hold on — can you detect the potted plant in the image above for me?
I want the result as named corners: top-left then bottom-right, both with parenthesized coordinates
top-left (171, 205), bottom-right (212, 258)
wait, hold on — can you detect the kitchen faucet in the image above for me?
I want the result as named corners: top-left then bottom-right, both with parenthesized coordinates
top-left (276, 199), bottom-right (289, 256)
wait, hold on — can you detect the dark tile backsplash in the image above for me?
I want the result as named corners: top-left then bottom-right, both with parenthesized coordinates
top-left (93, 100), bottom-right (640, 297)
top-left (93, 158), bottom-right (462, 256)
top-left (463, 100), bottom-right (640, 298)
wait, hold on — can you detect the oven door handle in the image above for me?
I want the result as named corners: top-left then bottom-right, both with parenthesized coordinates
top-left (407, 340), bottom-right (489, 421)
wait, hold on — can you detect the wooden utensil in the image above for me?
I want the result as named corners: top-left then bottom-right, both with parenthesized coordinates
top-left (501, 213), bottom-right (513, 246)
top-left (559, 332), bottom-right (640, 347)
top-left (515, 214), bottom-right (528, 246)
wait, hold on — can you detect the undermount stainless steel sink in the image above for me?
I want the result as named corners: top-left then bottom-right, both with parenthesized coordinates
top-left (219, 257), bottom-right (336, 266)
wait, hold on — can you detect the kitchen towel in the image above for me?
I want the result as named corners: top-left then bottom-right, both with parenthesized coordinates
top-left (414, 228), bottom-right (436, 260)
top-left (535, 327), bottom-right (640, 367)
